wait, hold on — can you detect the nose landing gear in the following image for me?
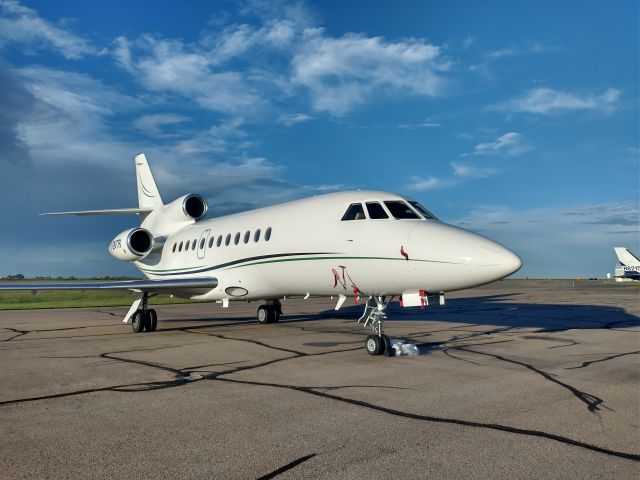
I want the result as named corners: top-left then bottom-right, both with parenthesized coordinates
top-left (359, 296), bottom-right (392, 356)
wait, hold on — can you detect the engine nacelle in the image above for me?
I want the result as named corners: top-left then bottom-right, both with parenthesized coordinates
top-left (109, 228), bottom-right (154, 262)
top-left (155, 194), bottom-right (208, 225)
top-left (182, 194), bottom-right (208, 220)
top-left (174, 193), bottom-right (208, 221)
top-left (139, 193), bottom-right (208, 237)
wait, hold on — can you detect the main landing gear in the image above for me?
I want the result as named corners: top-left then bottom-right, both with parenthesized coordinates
top-left (359, 296), bottom-right (392, 356)
top-left (131, 292), bottom-right (157, 333)
top-left (256, 299), bottom-right (282, 324)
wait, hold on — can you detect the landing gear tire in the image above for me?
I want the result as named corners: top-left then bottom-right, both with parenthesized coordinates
top-left (146, 309), bottom-right (158, 332)
top-left (257, 305), bottom-right (278, 324)
top-left (257, 306), bottom-right (270, 324)
top-left (132, 310), bottom-right (145, 333)
top-left (365, 335), bottom-right (385, 356)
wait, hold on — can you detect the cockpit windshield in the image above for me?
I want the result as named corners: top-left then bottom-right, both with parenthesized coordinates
top-left (341, 203), bottom-right (366, 220)
top-left (384, 201), bottom-right (420, 219)
top-left (409, 201), bottom-right (439, 220)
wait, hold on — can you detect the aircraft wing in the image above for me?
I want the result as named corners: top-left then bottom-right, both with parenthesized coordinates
top-left (40, 208), bottom-right (153, 216)
top-left (0, 277), bottom-right (218, 292)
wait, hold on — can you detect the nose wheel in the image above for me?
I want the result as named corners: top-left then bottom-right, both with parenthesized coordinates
top-left (360, 296), bottom-right (393, 356)
top-left (365, 334), bottom-right (390, 355)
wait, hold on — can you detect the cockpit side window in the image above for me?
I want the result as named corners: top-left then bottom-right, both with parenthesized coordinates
top-left (409, 201), bottom-right (439, 220)
top-left (366, 202), bottom-right (389, 219)
top-left (384, 201), bottom-right (420, 219)
top-left (341, 203), bottom-right (366, 221)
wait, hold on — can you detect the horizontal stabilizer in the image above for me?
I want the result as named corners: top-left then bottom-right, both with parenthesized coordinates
top-left (40, 208), bottom-right (153, 216)
top-left (0, 277), bottom-right (218, 292)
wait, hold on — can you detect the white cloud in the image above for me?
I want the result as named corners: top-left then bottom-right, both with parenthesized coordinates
top-left (398, 122), bottom-right (441, 129)
top-left (175, 116), bottom-right (248, 155)
top-left (468, 132), bottom-right (529, 157)
top-left (278, 112), bottom-right (314, 126)
top-left (113, 34), bottom-right (266, 114)
top-left (406, 175), bottom-right (452, 192)
top-left (461, 35), bottom-right (476, 49)
top-left (133, 114), bottom-right (190, 136)
top-left (112, 12), bottom-right (451, 118)
top-left (0, 0), bottom-right (97, 59)
top-left (494, 87), bottom-right (620, 115)
top-left (292, 30), bottom-right (450, 115)
top-left (486, 42), bottom-right (558, 60)
top-left (15, 67), bottom-right (144, 154)
top-left (451, 161), bottom-right (499, 178)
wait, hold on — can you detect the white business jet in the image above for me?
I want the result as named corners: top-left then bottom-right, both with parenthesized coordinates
top-left (0, 154), bottom-right (521, 355)
top-left (614, 247), bottom-right (640, 281)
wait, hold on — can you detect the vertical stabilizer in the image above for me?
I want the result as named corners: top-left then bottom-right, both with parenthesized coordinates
top-left (135, 153), bottom-right (163, 210)
top-left (614, 247), bottom-right (640, 267)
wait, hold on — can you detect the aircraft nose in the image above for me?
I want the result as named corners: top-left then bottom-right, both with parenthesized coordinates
top-left (461, 237), bottom-right (522, 281)
top-left (492, 244), bottom-right (522, 278)
top-left (407, 223), bottom-right (522, 288)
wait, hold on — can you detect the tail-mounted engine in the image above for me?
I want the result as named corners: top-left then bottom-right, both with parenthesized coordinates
top-left (181, 194), bottom-right (208, 220)
top-left (156, 193), bottom-right (208, 224)
top-left (140, 194), bottom-right (208, 236)
top-left (109, 228), bottom-right (154, 261)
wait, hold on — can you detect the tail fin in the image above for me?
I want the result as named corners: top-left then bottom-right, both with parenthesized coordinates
top-left (614, 247), bottom-right (640, 266)
top-left (135, 153), bottom-right (163, 209)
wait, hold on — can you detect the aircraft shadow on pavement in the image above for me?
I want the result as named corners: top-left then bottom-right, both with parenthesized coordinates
top-left (322, 293), bottom-right (640, 332)
top-left (159, 293), bottom-right (639, 340)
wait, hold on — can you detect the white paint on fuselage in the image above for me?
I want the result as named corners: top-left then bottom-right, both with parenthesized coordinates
top-left (134, 191), bottom-right (521, 301)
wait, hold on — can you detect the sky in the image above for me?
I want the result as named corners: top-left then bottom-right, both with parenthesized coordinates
top-left (0, 0), bottom-right (638, 278)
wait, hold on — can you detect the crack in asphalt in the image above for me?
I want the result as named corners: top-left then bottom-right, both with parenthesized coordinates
top-left (256, 453), bottom-right (317, 479)
top-left (213, 375), bottom-right (640, 462)
top-left (1, 310), bottom-right (639, 466)
top-left (449, 345), bottom-right (606, 413)
top-left (2, 327), bottom-right (29, 341)
top-left (565, 351), bottom-right (640, 370)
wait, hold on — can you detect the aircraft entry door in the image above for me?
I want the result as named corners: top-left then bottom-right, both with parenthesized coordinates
top-left (197, 229), bottom-right (210, 259)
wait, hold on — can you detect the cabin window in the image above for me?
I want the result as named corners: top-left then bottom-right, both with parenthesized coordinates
top-left (366, 202), bottom-right (389, 219)
top-left (217, 236), bottom-right (222, 247)
top-left (172, 243), bottom-right (176, 253)
top-left (244, 230), bottom-right (250, 244)
top-left (265, 227), bottom-right (272, 241)
top-left (341, 203), bottom-right (366, 221)
top-left (232, 232), bottom-right (239, 245)
top-left (179, 241), bottom-right (183, 252)
top-left (384, 201), bottom-right (420, 219)
top-left (208, 236), bottom-right (214, 248)
top-left (225, 234), bottom-right (231, 246)
top-left (409, 201), bottom-right (439, 220)
top-left (254, 229), bottom-right (261, 242)
top-left (185, 240), bottom-right (190, 250)
top-left (200, 238), bottom-right (205, 249)
top-left (192, 240), bottom-right (197, 250)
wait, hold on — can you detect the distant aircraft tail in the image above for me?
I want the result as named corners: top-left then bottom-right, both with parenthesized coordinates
top-left (135, 153), bottom-right (163, 210)
top-left (614, 247), bottom-right (640, 267)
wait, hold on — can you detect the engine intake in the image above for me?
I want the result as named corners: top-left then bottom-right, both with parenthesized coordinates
top-left (109, 228), bottom-right (154, 262)
top-left (128, 228), bottom-right (152, 255)
top-left (183, 194), bottom-right (208, 220)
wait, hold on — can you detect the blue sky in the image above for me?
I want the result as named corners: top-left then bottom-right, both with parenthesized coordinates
top-left (0, 0), bottom-right (638, 278)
